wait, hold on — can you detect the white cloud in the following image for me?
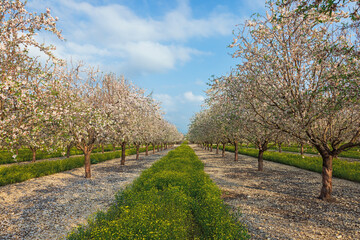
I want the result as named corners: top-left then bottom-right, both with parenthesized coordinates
top-left (183, 91), bottom-right (204, 103)
top-left (122, 42), bottom-right (202, 74)
top-left (27, 0), bottom-right (240, 75)
top-left (153, 93), bottom-right (177, 112)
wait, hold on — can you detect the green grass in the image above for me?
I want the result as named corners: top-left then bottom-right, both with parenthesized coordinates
top-left (0, 144), bottom-right (124, 165)
top-left (241, 144), bottom-right (360, 160)
top-left (223, 145), bottom-right (360, 183)
top-left (67, 144), bottom-right (249, 240)
top-left (0, 146), bottom-right (154, 187)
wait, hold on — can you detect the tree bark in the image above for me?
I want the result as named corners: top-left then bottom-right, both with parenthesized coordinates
top-left (121, 141), bottom-right (126, 165)
top-left (31, 148), bottom-right (37, 162)
top-left (258, 150), bottom-right (264, 171)
top-left (300, 143), bottom-right (304, 155)
top-left (145, 144), bottom-right (149, 156)
top-left (101, 144), bottom-right (104, 154)
top-left (136, 144), bottom-right (140, 160)
top-left (66, 144), bottom-right (72, 158)
top-left (234, 140), bottom-right (238, 161)
top-left (319, 154), bottom-right (333, 200)
top-left (216, 144), bottom-right (219, 154)
top-left (210, 143), bottom-right (213, 152)
top-left (84, 149), bottom-right (91, 178)
top-left (278, 143), bottom-right (282, 153)
top-left (153, 144), bottom-right (155, 154)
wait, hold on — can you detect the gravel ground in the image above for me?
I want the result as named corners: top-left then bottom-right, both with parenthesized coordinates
top-left (191, 145), bottom-right (360, 240)
top-left (0, 148), bottom-right (173, 240)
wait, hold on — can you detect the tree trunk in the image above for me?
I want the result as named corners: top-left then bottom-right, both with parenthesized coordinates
top-left (319, 154), bottom-right (333, 200)
top-left (210, 143), bottom-right (213, 152)
top-left (112, 143), bottom-right (116, 151)
top-left (31, 148), bottom-right (37, 162)
top-left (278, 143), bottom-right (282, 153)
top-left (145, 144), bottom-right (149, 156)
top-left (216, 144), bottom-right (219, 154)
top-left (300, 143), bottom-right (304, 155)
top-left (234, 141), bottom-right (238, 161)
top-left (66, 144), bottom-right (72, 158)
top-left (153, 144), bottom-right (155, 154)
top-left (222, 144), bottom-right (226, 157)
top-left (121, 142), bottom-right (126, 165)
top-left (258, 150), bottom-right (264, 171)
top-left (101, 144), bottom-right (104, 154)
top-left (84, 149), bottom-right (91, 178)
top-left (136, 144), bottom-right (140, 160)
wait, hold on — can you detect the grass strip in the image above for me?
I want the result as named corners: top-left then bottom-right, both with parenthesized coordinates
top-left (241, 144), bottom-right (360, 159)
top-left (0, 146), bottom-right (153, 187)
top-left (67, 144), bottom-right (249, 240)
top-left (0, 145), bottom-right (125, 165)
top-left (223, 145), bottom-right (360, 183)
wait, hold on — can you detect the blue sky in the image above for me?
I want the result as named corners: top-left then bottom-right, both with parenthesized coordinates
top-left (27, 0), bottom-right (266, 133)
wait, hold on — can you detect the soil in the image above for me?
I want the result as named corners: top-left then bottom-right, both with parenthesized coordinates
top-left (191, 145), bottom-right (360, 240)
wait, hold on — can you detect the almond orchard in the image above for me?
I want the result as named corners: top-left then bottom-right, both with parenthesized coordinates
top-left (1, 0), bottom-right (360, 239)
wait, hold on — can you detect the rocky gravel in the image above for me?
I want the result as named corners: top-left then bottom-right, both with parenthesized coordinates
top-left (0, 148), bottom-right (173, 240)
top-left (191, 145), bottom-right (360, 240)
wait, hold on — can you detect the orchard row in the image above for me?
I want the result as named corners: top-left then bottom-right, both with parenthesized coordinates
top-left (188, 1), bottom-right (360, 201)
top-left (0, 1), bottom-right (183, 178)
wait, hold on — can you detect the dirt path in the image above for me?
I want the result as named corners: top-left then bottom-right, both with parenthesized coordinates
top-left (0, 148), bottom-right (174, 240)
top-left (191, 145), bottom-right (360, 240)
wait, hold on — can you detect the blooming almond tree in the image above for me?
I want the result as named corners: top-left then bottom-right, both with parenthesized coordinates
top-left (57, 64), bottom-right (110, 178)
top-left (129, 94), bottom-right (155, 160)
top-left (12, 63), bottom-right (61, 162)
top-left (142, 103), bottom-right (162, 156)
top-left (135, 96), bottom-right (162, 157)
top-left (100, 74), bottom-right (146, 165)
top-left (206, 74), bottom-right (248, 161)
top-left (207, 73), bottom-right (277, 169)
top-left (0, 1), bottom-right (62, 150)
top-left (231, 2), bottom-right (360, 200)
